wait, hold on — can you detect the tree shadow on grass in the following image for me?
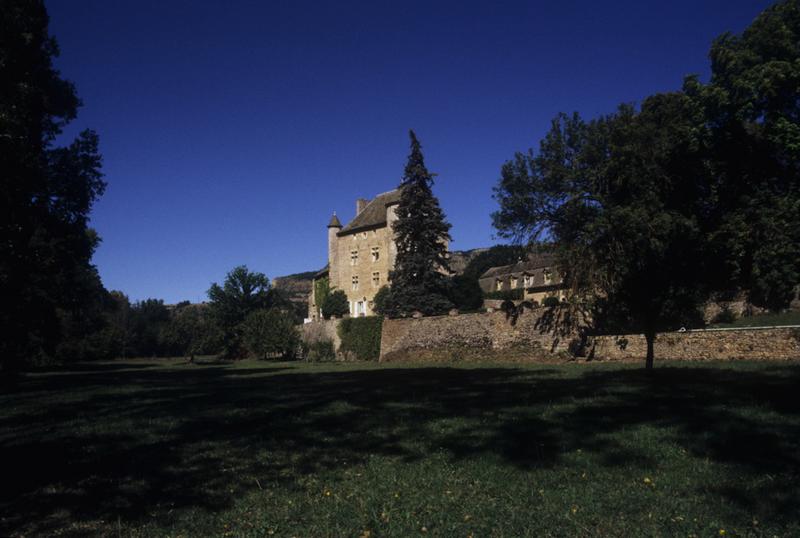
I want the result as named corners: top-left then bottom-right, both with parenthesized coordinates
top-left (1, 361), bottom-right (799, 535)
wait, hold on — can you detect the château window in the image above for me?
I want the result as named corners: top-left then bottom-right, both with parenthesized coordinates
top-left (352, 275), bottom-right (359, 290)
top-left (496, 279), bottom-right (503, 291)
top-left (510, 276), bottom-right (519, 289)
top-left (350, 250), bottom-right (358, 266)
top-left (523, 274), bottom-right (534, 288)
top-left (371, 246), bottom-right (380, 262)
top-left (544, 269), bottom-right (553, 284)
top-left (372, 272), bottom-right (380, 287)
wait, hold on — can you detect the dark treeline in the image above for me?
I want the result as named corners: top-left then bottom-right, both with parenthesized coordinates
top-left (34, 266), bottom-right (307, 364)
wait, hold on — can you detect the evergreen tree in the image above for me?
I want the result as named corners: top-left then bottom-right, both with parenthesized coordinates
top-left (388, 131), bottom-right (453, 317)
top-left (1, 1), bottom-right (106, 372)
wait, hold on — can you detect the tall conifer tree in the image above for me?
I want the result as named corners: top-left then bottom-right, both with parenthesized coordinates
top-left (1, 1), bottom-right (106, 372)
top-left (388, 131), bottom-right (453, 316)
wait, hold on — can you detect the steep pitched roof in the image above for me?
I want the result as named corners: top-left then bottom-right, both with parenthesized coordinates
top-left (479, 252), bottom-right (558, 279)
top-left (338, 189), bottom-right (401, 236)
top-left (328, 214), bottom-right (342, 228)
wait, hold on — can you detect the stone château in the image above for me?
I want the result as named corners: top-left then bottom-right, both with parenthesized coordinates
top-left (310, 189), bottom-right (451, 319)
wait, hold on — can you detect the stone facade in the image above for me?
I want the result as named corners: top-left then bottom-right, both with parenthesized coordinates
top-left (309, 190), bottom-right (401, 320)
top-left (309, 188), bottom-right (450, 320)
top-left (479, 253), bottom-right (567, 304)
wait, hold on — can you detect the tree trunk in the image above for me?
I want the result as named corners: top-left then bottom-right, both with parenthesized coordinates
top-left (645, 330), bottom-right (655, 370)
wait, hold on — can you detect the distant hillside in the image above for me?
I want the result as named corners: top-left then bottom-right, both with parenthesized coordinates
top-left (272, 271), bottom-right (315, 303)
top-left (449, 248), bottom-right (491, 274)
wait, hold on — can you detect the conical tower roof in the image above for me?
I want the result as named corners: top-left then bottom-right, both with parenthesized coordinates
top-left (327, 212), bottom-right (342, 228)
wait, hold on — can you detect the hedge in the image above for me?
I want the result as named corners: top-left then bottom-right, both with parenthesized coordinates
top-left (338, 316), bottom-right (383, 361)
top-left (483, 288), bottom-right (524, 301)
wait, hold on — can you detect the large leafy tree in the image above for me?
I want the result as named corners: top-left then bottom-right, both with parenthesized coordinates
top-left (493, 96), bottom-right (710, 369)
top-left (241, 309), bottom-right (299, 360)
top-left (1, 1), bottom-right (106, 372)
top-left (160, 304), bottom-right (223, 359)
top-left (207, 265), bottom-right (272, 356)
top-left (685, 0), bottom-right (800, 309)
top-left (492, 0), bottom-right (800, 368)
top-left (129, 299), bottom-right (171, 357)
top-left (387, 131), bottom-right (453, 317)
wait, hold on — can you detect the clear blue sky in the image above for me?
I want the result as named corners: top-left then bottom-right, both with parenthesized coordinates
top-left (46, 0), bottom-right (774, 303)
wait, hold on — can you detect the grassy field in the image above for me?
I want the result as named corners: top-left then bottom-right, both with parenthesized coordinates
top-left (2, 358), bottom-right (799, 537)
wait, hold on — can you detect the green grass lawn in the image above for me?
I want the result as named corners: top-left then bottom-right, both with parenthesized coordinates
top-left (2, 358), bottom-right (799, 537)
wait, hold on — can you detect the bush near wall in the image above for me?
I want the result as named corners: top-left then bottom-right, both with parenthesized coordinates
top-left (301, 339), bottom-right (336, 362)
top-left (484, 289), bottom-right (523, 301)
top-left (338, 317), bottom-right (383, 360)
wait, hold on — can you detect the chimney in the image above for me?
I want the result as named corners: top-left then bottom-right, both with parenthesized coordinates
top-left (356, 198), bottom-right (369, 214)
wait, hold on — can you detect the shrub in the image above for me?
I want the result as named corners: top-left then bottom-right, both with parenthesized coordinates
top-left (372, 285), bottom-right (393, 316)
top-left (338, 316), bottom-right (383, 361)
top-left (711, 306), bottom-right (737, 325)
top-left (449, 274), bottom-right (484, 312)
top-left (484, 288), bottom-right (523, 301)
top-left (322, 289), bottom-right (349, 319)
top-left (542, 296), bottom-right (560, 308)
top-left (302, 339), bottom-right (336, 362)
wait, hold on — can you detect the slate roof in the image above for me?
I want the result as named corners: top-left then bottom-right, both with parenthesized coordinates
top-left (338, 189), bottom-right (401, 236)
top-left (479, 252), bottom-right (558, 279)
top-left (328, 214), bottom-right (342, 228)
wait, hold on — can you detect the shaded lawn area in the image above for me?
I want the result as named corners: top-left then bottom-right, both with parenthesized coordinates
top-left (1, 359), bottom-right (799, 537)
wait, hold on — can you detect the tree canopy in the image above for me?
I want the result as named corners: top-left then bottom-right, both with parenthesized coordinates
top-left (322, 289), bottom-right (349, 319)
top-left (241, 309), bottom-right (299, 360)
top-left (207, 266), bottom-right (272, 357)
top-left (1, 0), bottom-right (107, 372)
top-left (684, 0), bottom-right (800, 309)
top-left (492, 0), bottom-right (800, 368)
top-left (387, 131), bottom-right (453, 317)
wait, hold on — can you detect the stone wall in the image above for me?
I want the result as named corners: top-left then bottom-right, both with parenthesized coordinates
top-left (379, 308), bottom-right (584, 362)
top-left (299, 319), bottom-right (341, 351)
top-left (589, 326), bottom-right (800, 362)
top-left (379, 307), bottom-right (800, 363)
